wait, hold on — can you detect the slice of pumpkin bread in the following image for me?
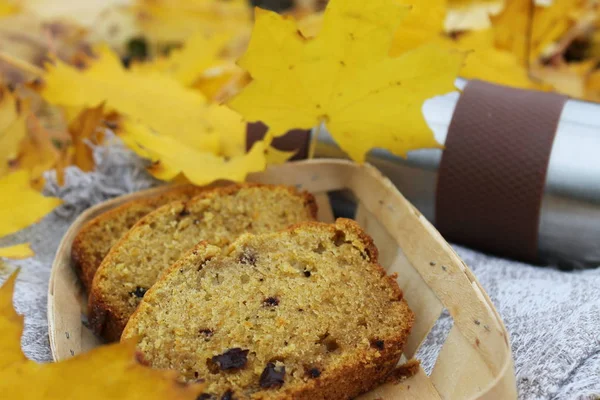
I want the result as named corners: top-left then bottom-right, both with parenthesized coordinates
top-left (122, 219), bottom-right (414, 400)
top-left (72, 184), bottom-right (205, 291)
top-left (89, 184), bottom-right (318, 341)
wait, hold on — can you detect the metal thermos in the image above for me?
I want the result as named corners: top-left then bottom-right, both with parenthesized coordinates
top-left (312, 79), bottom-right (600, 269)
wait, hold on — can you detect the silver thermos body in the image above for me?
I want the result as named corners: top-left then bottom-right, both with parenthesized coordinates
top-left (313, 80), bottom-right (600, 269)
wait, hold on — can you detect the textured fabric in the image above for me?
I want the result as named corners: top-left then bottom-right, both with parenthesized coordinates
top-left (0, 140), bottom-right (598, 399)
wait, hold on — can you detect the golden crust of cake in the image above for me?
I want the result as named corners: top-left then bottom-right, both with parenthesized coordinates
top-left (89, 184), bottom-right (318, 342)
top-left (122, 219), bottom-right (414, 400)
top-left (72, 184), bottom-right (205, 291)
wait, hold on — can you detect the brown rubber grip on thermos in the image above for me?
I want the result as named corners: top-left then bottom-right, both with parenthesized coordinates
top-left (436, 80), bottom-right (567, 262)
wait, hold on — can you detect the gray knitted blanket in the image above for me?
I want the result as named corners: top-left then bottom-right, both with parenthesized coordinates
top-left (0, 141), bottom-right (598, 400)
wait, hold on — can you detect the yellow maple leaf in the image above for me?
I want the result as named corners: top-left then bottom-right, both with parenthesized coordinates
top-left (492, 0), bottom-right (536, 63)
top-left (302, 0), bottom-right (448, 56)
top-left (0, 0), bottom-right (18, 17)
top-left (120, 120), bottom-right (266, 185)
top-left (132, 31), bottom-right (231, 87)
top-left (591, 29), bottom-right (600, 59)
top-left (385, 2), bottom-right (540, 90)
top-left (0, 243), bottom-right (34, 259)
top-left (492, 0), bottom-right (583, 64)
top-left (392, 0), bottom-right (447, 54)
top-left (0, 85), bottom-right (67, 186)
top-left (67, 104), bottom-right (105, 173)
top-left (0, 271), bottom-right (205, 399)
top-left (299, 3), bottom-right (468, 60)
top-left (264, 146), bottom-right (297, 165)
top-left (42, 44), bottom-right (271, 185)
top-left (42, 45), bottom-right (221, 153)
top-left (205, 104), bottom-right (249, 159)
top-left (445, 0), bottom-right (506, 31)
top-left (136, 0), bottom-right (251, 44)
top-left (0, 86), bottom-right (27, 177)
top-left (444, 29), bottom-right (545, 89)
top-left (0, 170), bottom-right (61, 238)
top-left (132, 30), bottom-right (245, 103)
top-left (586, 68), bottom-right (600, 102)
top-left (229, 0), bottom-right (463, 162)
top-left (531, 59), bottom-right (596, 98)
top-left (530, 0), bottom-right (585, 59)
top-left (17, 115), bottom-right (61, 187)
top-left (53, 147), bottom-right (73, 187)
top-left (192, 65), bottom-right (247, 102)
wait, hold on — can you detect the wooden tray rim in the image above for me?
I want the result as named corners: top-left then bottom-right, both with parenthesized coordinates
top-left (47, 159), bottom-right (515, 399)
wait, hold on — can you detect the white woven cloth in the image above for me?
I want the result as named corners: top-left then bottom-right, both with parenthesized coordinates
top-left (0, 141), bottom-right (598, 400)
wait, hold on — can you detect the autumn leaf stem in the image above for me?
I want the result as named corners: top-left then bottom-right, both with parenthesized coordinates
top-left (309, 123), bottom-right (324, 159)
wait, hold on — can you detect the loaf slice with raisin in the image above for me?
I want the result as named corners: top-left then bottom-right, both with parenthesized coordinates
top-left (89, 184), bottom-right (318, 341)
top-left (122, 219), bottom-right (414, 400)
top-left (72, 184), bottom-right (205, 290)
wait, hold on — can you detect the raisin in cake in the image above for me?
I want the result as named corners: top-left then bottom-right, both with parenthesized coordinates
top-left (72, 184), bottom-right (205, 290)
top-left (122, 219), bottom-right (414, 400)
top-left (89, 184), bottom-right (317, 341)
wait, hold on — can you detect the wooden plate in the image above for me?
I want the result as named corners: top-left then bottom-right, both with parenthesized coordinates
top-left (48, 159), bottom-right (516, 399)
